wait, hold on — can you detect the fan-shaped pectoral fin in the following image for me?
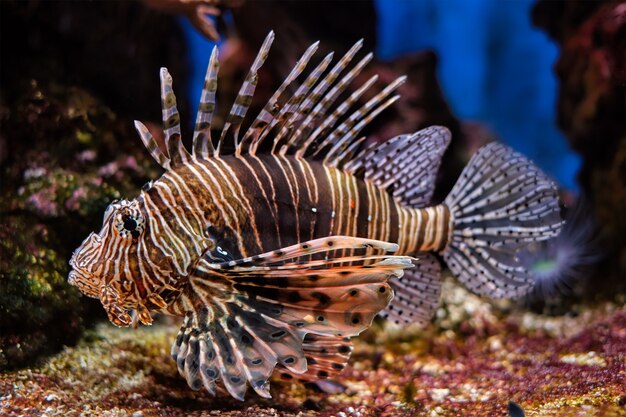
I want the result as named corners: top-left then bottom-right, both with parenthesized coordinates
top-left (170, 236), bottom-right (413, 400)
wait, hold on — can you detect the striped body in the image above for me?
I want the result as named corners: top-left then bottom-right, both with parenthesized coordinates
top-left (69, 32), bottom-right (562, 400)
top-left (143, 154), bottom-right (451, 278)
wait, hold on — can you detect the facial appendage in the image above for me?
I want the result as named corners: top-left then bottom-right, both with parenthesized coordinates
top-left (69, 198), bottom-right (167, 327)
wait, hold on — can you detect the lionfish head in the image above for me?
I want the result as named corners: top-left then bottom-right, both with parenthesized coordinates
top-left (69, 198), bottom-right (149, 327)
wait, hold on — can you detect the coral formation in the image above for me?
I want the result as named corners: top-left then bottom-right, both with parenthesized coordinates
top-left (533, 1), bottom-right (626, 295)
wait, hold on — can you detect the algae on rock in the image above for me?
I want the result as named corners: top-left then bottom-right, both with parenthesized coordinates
top-left (0, 81), bottom-right (156, 370)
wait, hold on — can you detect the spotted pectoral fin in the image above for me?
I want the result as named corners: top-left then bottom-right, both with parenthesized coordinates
top-left (171, 252), bottom-right (312, 401)
top-left (381, 253), bottom-right (442, 327)
top-left (171, 295), bottom-right (307, 401)
top-left (209, 236), bottom-right (414, 337)
top-left (214, 235), bottom-right (403, 268)
top-left (278, 334), bottom-right (353, 383)
top-left (172, 236), bottom-right (413, 400)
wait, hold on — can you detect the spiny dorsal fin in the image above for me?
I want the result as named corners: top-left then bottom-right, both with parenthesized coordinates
top-left (331, 135), bottom-right (367, 168)
top-left (218, 31), bottom-right (275, 156)
top-left (319, 77), bottom-right (406, 164)
top-left (231, 36), bottom-right (390, 161)
top-left (135, 32), bottom-right (406, 167)
top-left (160, 68), bottom-right (192, 166)
top-left (274, 52), bottom-right (335, 156)
top-left (242, 40), bottom-right (323, 155)
top-left (192, 45), bottom-right (219, 160)
top-left (269, 50), bottom-right (333, 154)
top-left (297, 74), bottom-right (379, 157)
top-left (283, 42), bottom-right (369, 154)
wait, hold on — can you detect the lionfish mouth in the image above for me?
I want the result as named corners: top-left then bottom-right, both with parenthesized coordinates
top-left (67, 269), bottom-right (78, 286)
top-left (67, 268), bottom-right (102, 299)
top-left (68, 232), bottom-right (105, 299)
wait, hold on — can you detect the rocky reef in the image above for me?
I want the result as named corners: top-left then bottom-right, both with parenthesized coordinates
top-left (0, 80), bottom-right (158, 370)
top-left (0, 0), bottom-right (191, 369)
top-left (533, 0), bottom-right (626, 296)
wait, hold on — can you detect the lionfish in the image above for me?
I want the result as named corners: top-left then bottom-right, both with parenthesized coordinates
top-left (68, 32), bottom-right (562, 400)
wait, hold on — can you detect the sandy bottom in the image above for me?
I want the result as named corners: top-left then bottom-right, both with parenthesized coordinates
top-left (2, 281), bottom-right (625, 417)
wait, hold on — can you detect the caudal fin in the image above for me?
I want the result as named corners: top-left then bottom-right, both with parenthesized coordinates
top-left (442, 142), bottom-right (563, 298)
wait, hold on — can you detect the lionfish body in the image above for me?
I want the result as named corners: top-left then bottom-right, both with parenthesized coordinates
top-left (69, 32), bottom-right (562, 400)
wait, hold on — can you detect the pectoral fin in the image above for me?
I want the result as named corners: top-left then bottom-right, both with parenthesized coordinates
top-left (170, 236), bottom-right (413, 400)
top-left (277, 334), bottom-right (354, 383)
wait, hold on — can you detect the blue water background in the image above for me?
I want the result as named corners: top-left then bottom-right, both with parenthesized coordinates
top-left (180, 0), bottom-right (580, 191)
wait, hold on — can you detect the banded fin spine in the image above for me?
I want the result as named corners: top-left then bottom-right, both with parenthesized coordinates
top-left (192, 45), bottom-right (219, 159)
top-left (136, 33), bottom-right (406, 167)
top-left (273, 52), bottom-right (335, 155)
top-left (317, 76), bottom-right (405, 161)
top-left (268, 48), bottom-right (333, 154)
top-left (219, 31), bottom-right (275, 155)
top-left (243, 43), bottom-right (326, 154)
top-left (133, 120), bottom-right (170, 169)
top-left (246, 40), bottom-right (322, 153)
top-left (160, 68), bottom-right (191, 165)
top-left (286, 44), bottom-right (370, 155)
top-left (442, 142), bottom-right (563, 298)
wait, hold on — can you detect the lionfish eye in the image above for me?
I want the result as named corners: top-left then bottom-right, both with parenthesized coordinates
top-left (122, 215), bottom-right (137, 231)
top-left (115, 211), bottom-right (145, 238)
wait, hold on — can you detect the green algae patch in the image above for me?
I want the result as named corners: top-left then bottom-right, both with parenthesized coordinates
top-left (0, 217), bottom-right (83, 370)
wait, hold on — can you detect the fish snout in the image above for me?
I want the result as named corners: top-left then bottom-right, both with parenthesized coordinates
top-left (67, 265), bottom-right (102, 299)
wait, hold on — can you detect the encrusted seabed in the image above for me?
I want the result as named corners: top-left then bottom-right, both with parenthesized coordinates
top-left (2, 281), bottom-right (625, 417)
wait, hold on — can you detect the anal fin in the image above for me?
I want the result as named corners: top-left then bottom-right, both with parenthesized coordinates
top-left (381, 253), bottom-right (442, 327)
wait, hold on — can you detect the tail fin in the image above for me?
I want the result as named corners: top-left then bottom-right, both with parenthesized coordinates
top-left (442, 142), bottom-right (563, 298)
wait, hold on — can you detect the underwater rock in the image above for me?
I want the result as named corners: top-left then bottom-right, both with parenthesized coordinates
top-left (0, 80), bottom-right (157, 370)
top-left (0, 217), bottom-right (82, 371)
top-left (0, 0), bottom-right (191, 369)
top-left (0, 0), bottom-right (190, 126)
top-left (533, 1), bottom-right (626, 295)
